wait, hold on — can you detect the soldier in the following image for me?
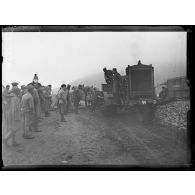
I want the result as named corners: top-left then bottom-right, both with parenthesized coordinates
top-left (3, 85), bottom-right (10, 95)
top-left (11, 82), bottom-right (21, 98)
top-left (66, 84), bottom-right (71, 113)
top-left (37, 84), bottom-right (45, 118)
top-left (57, 84), bottom-right (67, 121)
top-left (3, 87), bottom-right (22, 146)
top-left (48, 84), bottom-right (52, 111)
top-left (72, 85), bottom-right (82, 114)
top-left (103, 68), bottom-right (113, 84)
top-left (30, 83), bottom-right (41, 132)
top-left (83, 86), bottom-right (90, 107)
top-left (34, 83), bottom-right (42, 119)
top-left (21, 85), bottom-right (35, 139)
top-left (21, 85), bottom-right (27, 96)
top-left (112, 68), bottom-right (122, 105)
top-left (11, 82), bottom-right (19, 90)
top-left (43, 86), bottom-right (51, 117)
top-left (91, 87), bottom-right (98, 112)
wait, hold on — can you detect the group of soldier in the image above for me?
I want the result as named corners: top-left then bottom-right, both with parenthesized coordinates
top-left (56, 84), bottom-right (82, 122)
top-left (2, 82), bottom-right (53, 146)
top-left (82, 85), bottom-right (104, 112)
top-left (2, 78), bottom-right (105, 147)
top-left (55, 84), bottom-right (104, 122)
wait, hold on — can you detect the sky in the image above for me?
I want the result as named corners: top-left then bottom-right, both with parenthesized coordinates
top-left (2, 32), bottom-right (186, 88)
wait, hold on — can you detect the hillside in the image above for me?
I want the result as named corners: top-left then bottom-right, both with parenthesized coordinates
top-left (52, 72), bottom-right (105, 94)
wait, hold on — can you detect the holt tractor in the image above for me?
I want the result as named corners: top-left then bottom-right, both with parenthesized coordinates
top-left (102, 60), bottom-right (157, 122)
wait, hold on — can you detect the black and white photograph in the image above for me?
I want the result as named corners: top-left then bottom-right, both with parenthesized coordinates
top-left (1, 26), bottom-right (191, 168)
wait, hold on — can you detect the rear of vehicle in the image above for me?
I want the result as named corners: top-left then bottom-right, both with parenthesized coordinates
top-left (167, 77), bottom-right (190, 100)
top-left (125, 62), bottom-right (156, 121)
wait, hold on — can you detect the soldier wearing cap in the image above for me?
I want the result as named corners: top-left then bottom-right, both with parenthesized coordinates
top-left (48, 84), bottom-right (52, 111)
top-left (20, 84), bottom-right (35, 139)
top-left (11, 82), bottom-right (21, 98)
top-left (36, 84), bottom-right (45, 118)
top-left (5, 85), bottom-right (10, 94)
top-left (3, 86), bottom-right (22, 146)
top-left (11, 82), bottom-right (18, 87)
top-left (57, 84), bottom-right (68, 121)
top-left (30, 82), bottom-right (41, 131)
top-left (72, 85), bottom-right (82, 114)
top-left (42, 86), bottom-right (51, 117)
top-left (103, 68), bottom-right (113, 85)
top-left (66, 84), bottom-right (72, 113)
top-left (20, 85), bottom-right (26, 94)
top-left (83, 86), bottom-right (90, 107)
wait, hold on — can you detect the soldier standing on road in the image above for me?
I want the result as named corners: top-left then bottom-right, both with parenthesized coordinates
top-left (43, 86), bottom-right (51, 117)
top-left (83, 86), bottom-right (90, 107)
top-left (21, 85), bottom-right (35, 139)
top-left (66, 84), bottom-right (71, 113)
top-left (72, 85), bottom-right (82, 114)
top-left (48, 84), bottom-right (52, 111)
top-left (91, 87), bottom-right (98, 112)
top-left (3, 87), bottom-right (22, 146)
top-left (37, 85), bottom-right (45, 118)
top-left (57, 84), bottom-right (67, 122)
top-left (30, 83), bottom-right (41, 132)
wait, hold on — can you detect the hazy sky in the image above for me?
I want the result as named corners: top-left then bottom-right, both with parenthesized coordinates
top-left (2, 32), bottom-right (186, 88)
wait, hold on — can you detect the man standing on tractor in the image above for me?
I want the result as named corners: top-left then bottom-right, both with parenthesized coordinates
top-left (103, 68), bottom-right (113, 85)
top-left (112, 68), bottom-right (122, 105)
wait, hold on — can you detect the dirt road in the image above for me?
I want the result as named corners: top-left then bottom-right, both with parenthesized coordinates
top-left (2, 107), bottom-right (190, 167)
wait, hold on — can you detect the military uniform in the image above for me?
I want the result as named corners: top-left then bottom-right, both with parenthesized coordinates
top-left (37, 87), bottom-right (45, 116)
top-left (103, 69), bottom-right (113, 84)
top-left (21, 86), bottom-right (35, 139)
top-left (3, 89), bottom-right (22, 145)
top-left (72, 87), bottom-right (82, 114)
top-left (66, 87), bottom-right (71, 113)
top-left (31, 88), bottom-right (41, 131)
top-left (83, 87), bottom-right (90, 107)
top-left (57, 88), bottom-right (68, 121)
top-left (48, 85), bottom-right (52, 111)
top-left (43, 87), bottom-right (51, 117)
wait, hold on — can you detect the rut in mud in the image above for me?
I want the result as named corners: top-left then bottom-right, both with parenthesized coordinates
top-left (2, 108), bottom-right (189, 167)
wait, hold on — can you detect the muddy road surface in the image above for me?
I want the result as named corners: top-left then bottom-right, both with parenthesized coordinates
top-left (2, 108), bottom-right (190, 167)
